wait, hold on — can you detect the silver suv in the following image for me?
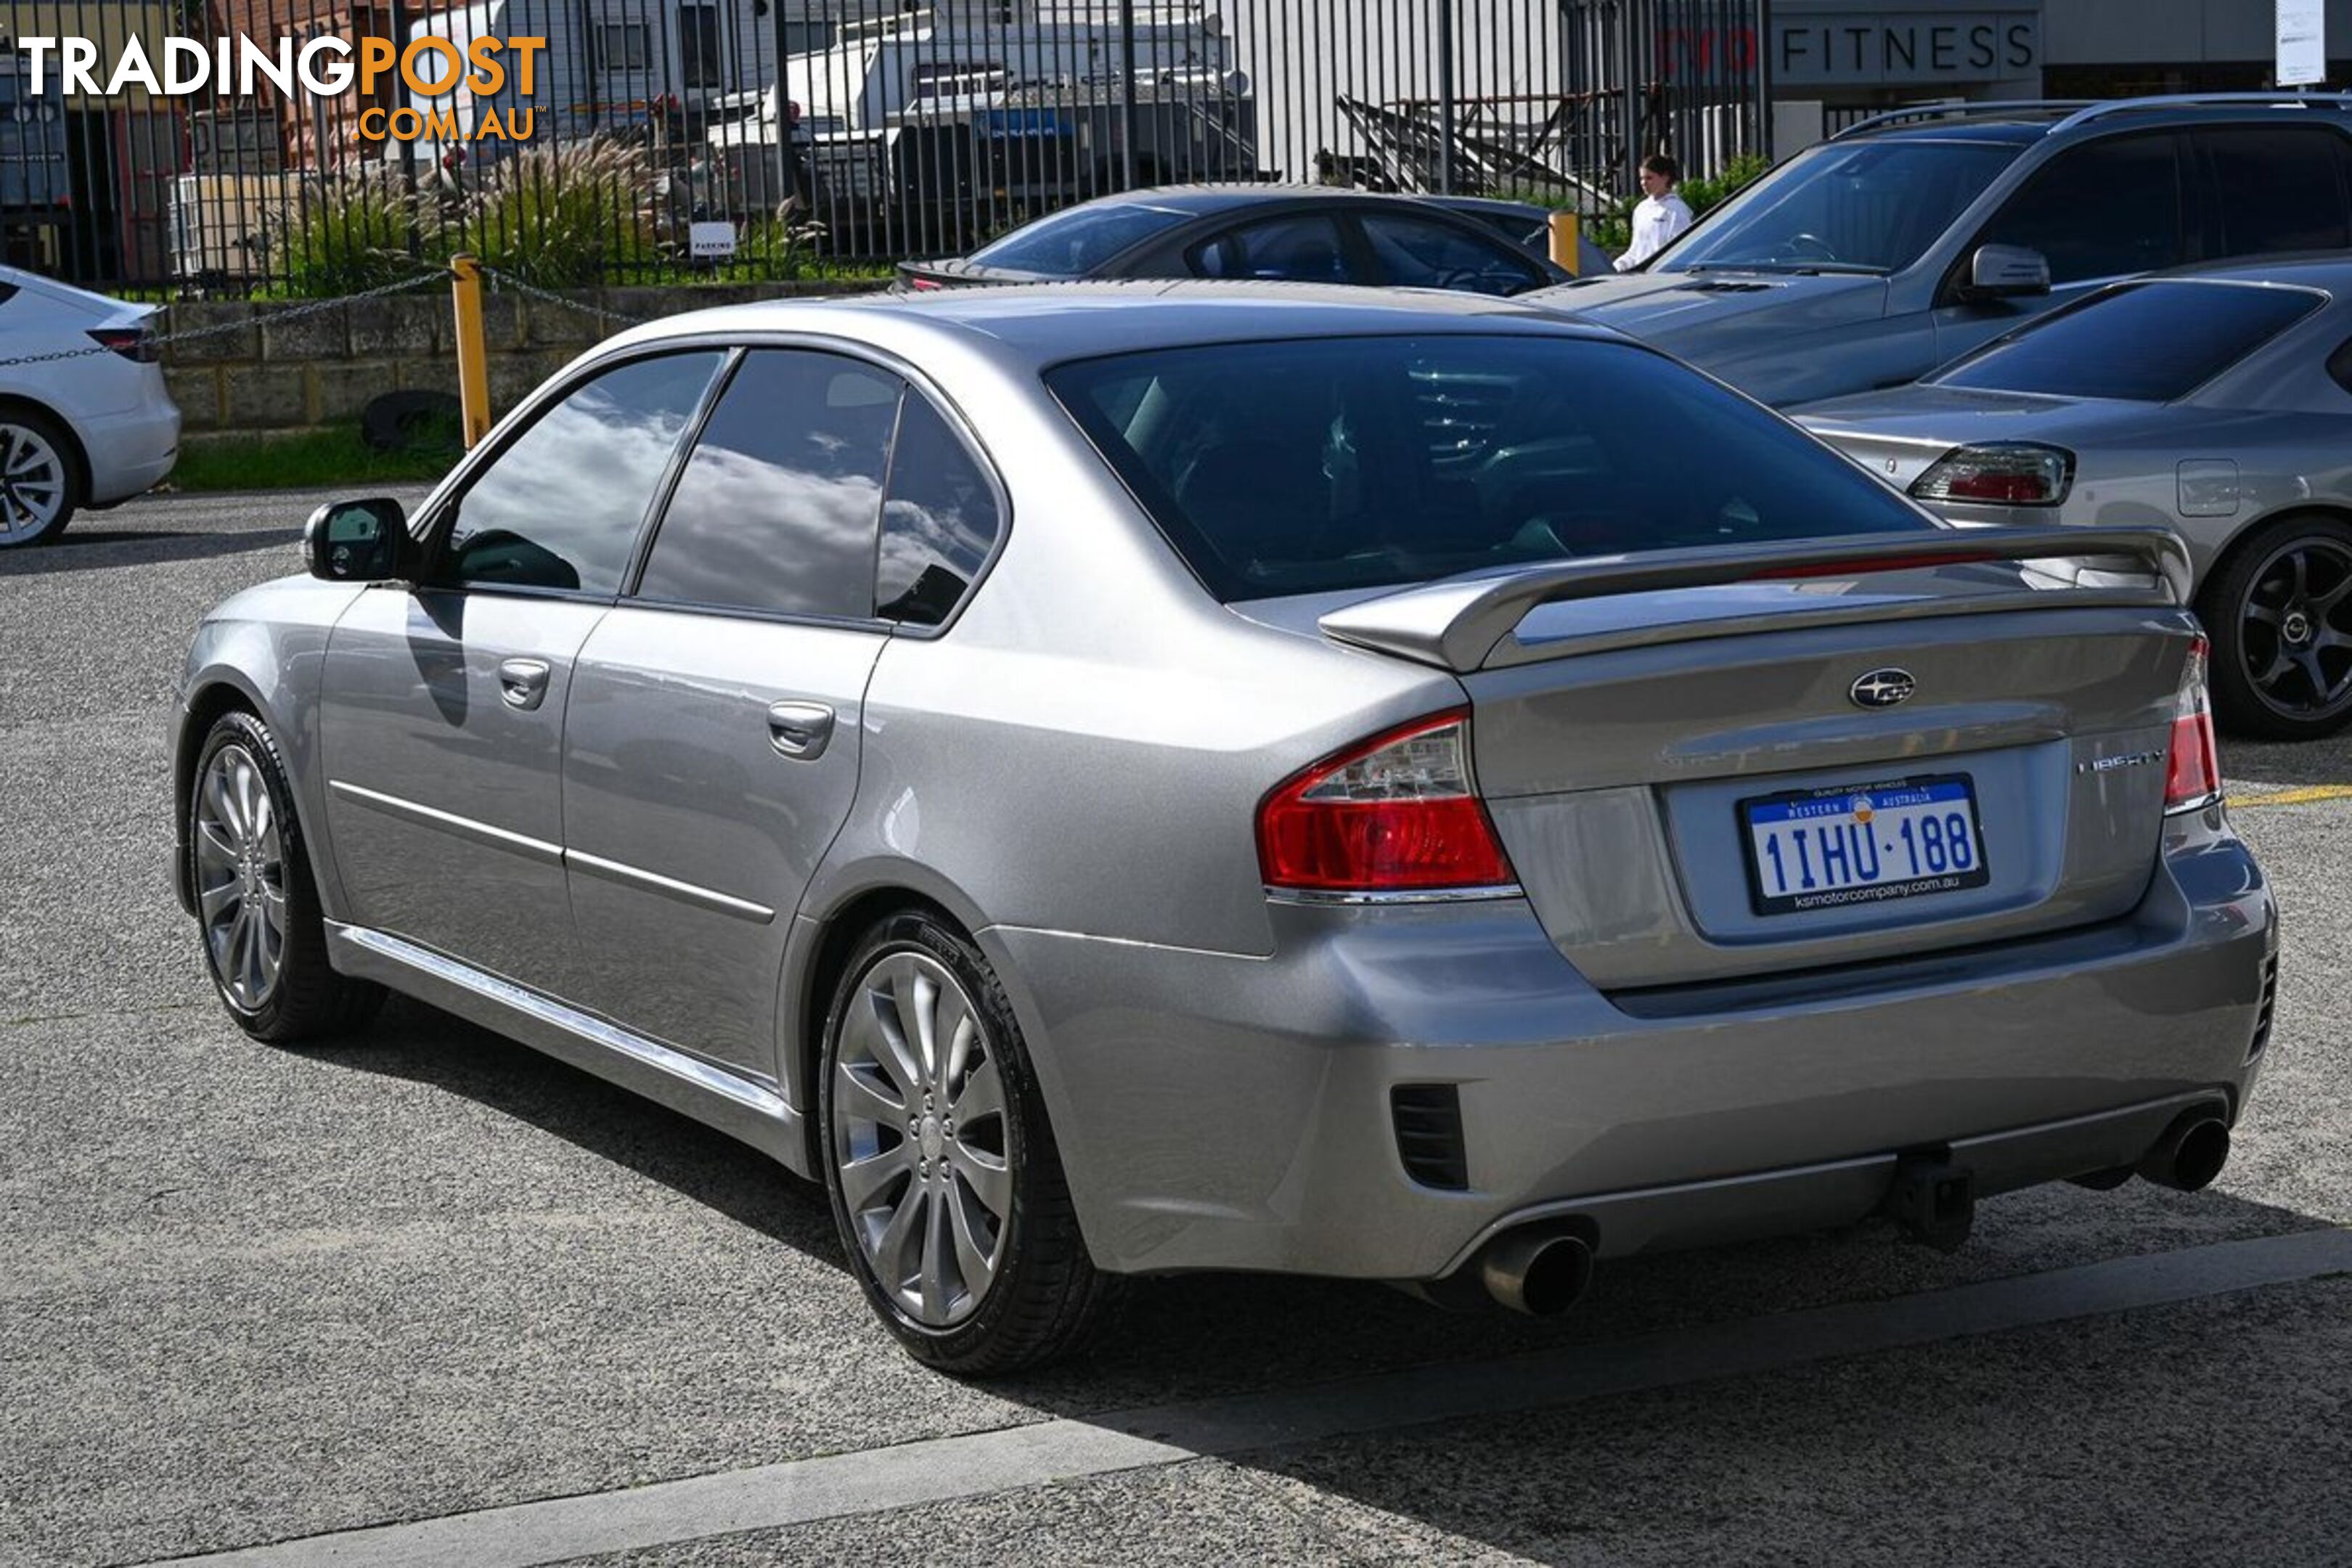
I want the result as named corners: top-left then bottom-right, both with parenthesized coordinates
top-left (1530, 94), bottom-right (2352, 405)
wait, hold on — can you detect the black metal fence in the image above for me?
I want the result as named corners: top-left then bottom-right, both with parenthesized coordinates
top-left (0, 0), bottom-right (1770, 295)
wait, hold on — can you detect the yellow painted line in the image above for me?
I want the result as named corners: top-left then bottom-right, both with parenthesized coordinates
top-left (2229, 784), bottom-right (2352, 809)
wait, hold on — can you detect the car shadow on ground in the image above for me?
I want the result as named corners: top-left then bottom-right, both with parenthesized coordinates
top-left (299, 993), bottom-right (2330, 1437)
top-left (0, 526), bottom-right (302, 574)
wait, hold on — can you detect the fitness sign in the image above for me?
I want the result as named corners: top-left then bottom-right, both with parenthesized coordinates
top-left (14, 31), bottom-right (548, 144)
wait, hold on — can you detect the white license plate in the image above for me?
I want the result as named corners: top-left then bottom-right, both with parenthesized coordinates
top-left (1739, 775), bottom-right (1990, 916)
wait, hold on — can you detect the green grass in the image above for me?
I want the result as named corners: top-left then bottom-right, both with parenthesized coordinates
top-left (168, 423), bottom-right (457, 494)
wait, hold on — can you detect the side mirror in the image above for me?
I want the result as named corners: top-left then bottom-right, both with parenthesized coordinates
top-left (1965, 244), bottom-right (2051, 301)
top-left (303, 497), bottom-right (414, 583)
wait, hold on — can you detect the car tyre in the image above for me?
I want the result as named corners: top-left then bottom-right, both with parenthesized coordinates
top-left (2201, 514), bottom-right (2352, 742)
top-left (819, 911), bottom-right (1116, 1375)
top-left (189, 711), bottom-right (385, 1042)
top-left (0, 407), bottom-right (82, 547)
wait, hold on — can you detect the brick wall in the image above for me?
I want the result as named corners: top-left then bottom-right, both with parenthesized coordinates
top-left (161, 281), bottom-right (881, 441)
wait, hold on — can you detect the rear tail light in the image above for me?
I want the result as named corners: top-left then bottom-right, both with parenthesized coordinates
top-left (907, 276), bottom-right (944, 291)
top-left (86, 327), bottom-right (159, 364)
top-left (2165, 635), bottom-right (2222, 812)
top-left (1257, 711), bottom-right (1517, 895)
top-left (1910, 443), bottom-right (2074, 507)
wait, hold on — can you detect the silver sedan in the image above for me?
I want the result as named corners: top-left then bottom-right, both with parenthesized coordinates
top-left (1795, 258), bottom-right (2352, 740)
top-left (173, 285), bottom-right (2274, 1373)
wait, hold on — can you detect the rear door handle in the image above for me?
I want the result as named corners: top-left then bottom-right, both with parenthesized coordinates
top-left (497, 657), bottom-right (552, 711)
top-left (767, 701), bottom-right (836, 760)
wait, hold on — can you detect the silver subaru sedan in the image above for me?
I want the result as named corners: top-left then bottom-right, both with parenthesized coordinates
top-left (172, 285), bottom-right (2276, 1374)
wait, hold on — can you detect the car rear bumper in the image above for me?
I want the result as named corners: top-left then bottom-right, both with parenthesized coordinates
top-left (982, 807), bottom-right (2274, 1282)
top-left (81, 397), bottom-right (180, 505)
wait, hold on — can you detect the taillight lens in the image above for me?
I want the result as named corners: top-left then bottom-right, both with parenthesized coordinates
top-left (1910, 443), bottom-right (2074, 507)
top-left (2165, 635), bottom-right (2222, 812)
top-left (86, 327), bottom-right (159, 364)
top-left (1257, 711), bottom-right (1517, 894)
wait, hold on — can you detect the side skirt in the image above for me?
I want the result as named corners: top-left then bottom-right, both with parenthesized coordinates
top-left (326, 922), bottom-right (814, 1177)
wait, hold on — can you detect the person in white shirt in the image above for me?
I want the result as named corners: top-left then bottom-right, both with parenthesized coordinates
top-left (1614, 154), bottom-right (1694, 271)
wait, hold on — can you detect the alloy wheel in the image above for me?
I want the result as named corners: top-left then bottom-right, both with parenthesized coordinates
top-left (0, 422), bottom-right (68, 544)
top-left (2238, 536), bottom-right (2352, 722)
top-left (193, 743), bottom-right (289, 1010)
top-left (830, 950), bottom-right (1013, 1328)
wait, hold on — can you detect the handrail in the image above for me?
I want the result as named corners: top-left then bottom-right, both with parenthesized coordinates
top-left (1315, 528), bottom-right (2193, 673)
top-left (1828, 100), bottom-right (2091, 142)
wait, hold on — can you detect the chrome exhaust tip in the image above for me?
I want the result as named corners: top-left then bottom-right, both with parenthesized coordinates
top-left (1478, 1226), bottom-right (1595, 1318)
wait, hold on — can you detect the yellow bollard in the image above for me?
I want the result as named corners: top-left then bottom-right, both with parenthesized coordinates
top-left (449, 253), bottom-right (491, 449)
top-left (1548, 211), bottom-right (1581, 276)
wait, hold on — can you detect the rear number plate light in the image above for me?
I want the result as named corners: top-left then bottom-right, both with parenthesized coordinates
top-left (1739, 774), bottom-right (1990, 916)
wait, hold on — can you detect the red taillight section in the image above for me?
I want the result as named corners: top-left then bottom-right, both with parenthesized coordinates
top-left (86, 327), bottom-right (159, 364)
top-left (907, 276), bottom-right (944, 291)
top-left (1257, 711), bottom-right (1516, 894)
top-left (1908, 443), bottom-right (2074, 507)
top-left (2165, 635), bottom-right (2222, 811)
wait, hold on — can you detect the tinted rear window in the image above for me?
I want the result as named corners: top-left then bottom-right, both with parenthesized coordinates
top-left (1934, 280), bottom-right (2325, 401)
top-left (1048, 335), bottom-right (1932, 603)
top-left (971, 202), bottom-right (1191, 275)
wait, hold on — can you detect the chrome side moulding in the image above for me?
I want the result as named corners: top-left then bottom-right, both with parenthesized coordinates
top-left (329, 780), bottom-right (777, 923)
top-left (328, 780), bottom-right (564, 865)
top-left (565, 849), bottom-right (778, 924)
top-left (326, 923), bottom-right (810, 1174)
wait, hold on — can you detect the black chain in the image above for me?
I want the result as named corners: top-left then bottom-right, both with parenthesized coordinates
top-left (0, 272), bottom-right (446, 372)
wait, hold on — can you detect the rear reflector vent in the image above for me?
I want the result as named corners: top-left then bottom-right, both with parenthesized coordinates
top-left (1391, 1084), bottom-right (1469, 1190)
top-left (2249, 956), bottom-right (2279, 1063)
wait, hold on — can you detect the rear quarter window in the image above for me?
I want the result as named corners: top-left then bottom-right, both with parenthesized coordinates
top-left (1935, 280), bottom-right (2326, 401)
top-left (1048, 334), bottom-right (1932, 603)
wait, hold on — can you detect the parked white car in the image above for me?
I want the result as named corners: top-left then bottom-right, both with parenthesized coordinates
top-left (0, 267), bottom-right (181, 547)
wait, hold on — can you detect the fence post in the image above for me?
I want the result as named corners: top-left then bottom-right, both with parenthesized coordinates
top-left (1549, 211), bottom-right (1581, 274)
top-left (1120, 0), bottom-right (1139, 189)
top-left (1436, 0), bottom-right (1458, 194)
top-left (449, 255), bottom-right (491, 449)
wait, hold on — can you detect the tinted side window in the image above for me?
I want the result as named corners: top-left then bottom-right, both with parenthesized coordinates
top-left (1191, 215), bottom-right (1354, 283)
top-left (1937, 281), bottom-right (2325, 400)
top-left (1360, 213), bottom-right (1543, 295)
top-left (2202, 127), bottom-right (2351, 256)
top-left (1980, 134), bottom-right (2183, 284)
top-left (637, 349), bottom-right (900, 620)
top-left (444, 351), bottom-right (722, 594)
top-left (878, 396), bottom-right (1003, 625)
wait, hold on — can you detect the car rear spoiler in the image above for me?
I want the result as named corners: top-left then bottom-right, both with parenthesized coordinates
top-left (1316, 527), bottom-right (2194, 673)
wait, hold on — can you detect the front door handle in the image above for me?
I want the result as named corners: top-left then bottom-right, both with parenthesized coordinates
top-left (497, 657), bottom-right (552, 711)
top-left (767, 700), bottom-right (836, 760)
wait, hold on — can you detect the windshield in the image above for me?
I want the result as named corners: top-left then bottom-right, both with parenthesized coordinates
top-left (971, 203), bottom-right (1192, 275)
top-left (1932, 280), bottom-right (2328, 401)
top-left (1048, 335), bottom-right (1932, 603)
top-left (1662, 139), bottom-right (2025, 275)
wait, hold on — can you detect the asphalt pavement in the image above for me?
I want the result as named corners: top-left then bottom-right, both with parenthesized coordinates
top-left (4, 489), bottom-right (2350, 1568)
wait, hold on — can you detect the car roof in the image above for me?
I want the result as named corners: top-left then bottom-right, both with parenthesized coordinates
top-left (608, 280), bottom-right (1624, 367)
top-left (1838, 94), bottom-right (2352, 146)
top-left (1018, 184), bottom-right (1538, 219)
top-left (2142, 252), bottom-right (2352, 287)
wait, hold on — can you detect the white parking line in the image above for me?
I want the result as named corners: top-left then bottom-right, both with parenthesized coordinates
top-left (134, 1225), bottom-right (2352, 1568)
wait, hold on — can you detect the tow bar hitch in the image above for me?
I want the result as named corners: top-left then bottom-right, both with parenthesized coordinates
top-left (1883, 1153), bottom-right (1975, 1253)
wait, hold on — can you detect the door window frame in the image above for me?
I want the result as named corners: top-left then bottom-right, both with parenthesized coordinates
top-left (609, 332), bottom-right (1016, 639)
top-left (408, 345), bottom-right (733, 605)
top-left (1935, 128), bottom-right (2193, 307)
